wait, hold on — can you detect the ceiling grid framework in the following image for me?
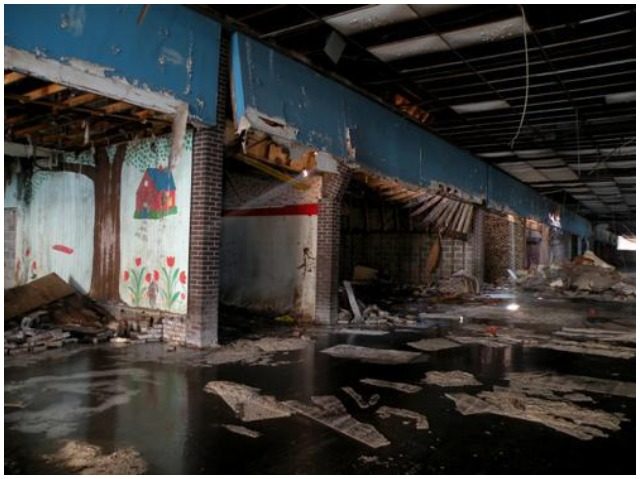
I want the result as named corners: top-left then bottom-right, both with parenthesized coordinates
top-left (197, 4), bottom-right (635, 233)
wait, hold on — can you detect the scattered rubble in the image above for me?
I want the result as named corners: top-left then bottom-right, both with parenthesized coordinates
top-left (204, 336), bottom-right (312, 366)
top-left (342, 386), bottom-right (380, 409)
top-left (359, 378), bottom-right (422, 394)
top-left (203, 381), bottom-right (291, 422)
top-left (447, 327), bottom-right (636, 359)
top-left (5, 274), bottom-right (114, 355)
top-left (515, 251), bottom-right (635, 302)
top-left (423, 370), bottom-right (481, 387)
top-left (407, 338), bottom-right (461, 352)
top-left (376, 406), bottom-right (429, 430)
top-left (284, 395), bottom-right (391, 449)
top-left (321, 344), bottom-right (422, 364)
top-left (43, 440), bottom-right (147, 474)
top-left (223, 424), bottom-right (262, 439)
top-left (446, 387), bottom-right (626, 441)
top-left (507, 372), bottom-right (635, 399)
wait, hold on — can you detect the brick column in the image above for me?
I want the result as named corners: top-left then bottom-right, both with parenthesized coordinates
top-left (483, 212), bottom-right (525, 283)
top-left (185, 33), bottom-right (228, 348)
top-left (471, 208), bottom-right (485, 282)
top-left (315, 162), bottom-right (351, 324)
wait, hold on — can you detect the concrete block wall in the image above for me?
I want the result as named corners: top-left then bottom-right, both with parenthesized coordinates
top-left (220, 169), bottom-right (322, 320)
top-left (341, 194), bottom-right (480, 285)
top-left (4, 208), bottom-right (17, 289)
top-left (315, 162), bottom-right (351, 323)
top-left (483, 212), bottom-right (526, 283)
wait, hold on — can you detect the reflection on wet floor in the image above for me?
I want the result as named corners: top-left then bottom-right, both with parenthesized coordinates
top-left (4, 294), bottom-right (636, 474)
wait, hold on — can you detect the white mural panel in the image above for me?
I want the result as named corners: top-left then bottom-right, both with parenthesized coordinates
top-left (118, 132), bottom-right (193, 313)
top-left (15, 171), bottom-right (95, 292)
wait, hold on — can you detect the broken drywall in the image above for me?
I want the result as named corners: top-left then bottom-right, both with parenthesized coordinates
top-left (407, 338), bottom-right (461, 352)
top-left (446, 388), bottom-right (626, 441)
top-left (284, 395), bottom-right (390, 449)
top-left (342, 386), bottom-right (380, 409)
top-left (203, 381), bottom-right (291, 422)
top-left (321, 344), bottom-right (422, 364)
top-left (376, 406), bottom-right (429, 430)
top-left (359, 378), bottom-right (422, 394)
top-left (423, 370), bottom-right (482, 387)
top-left (204, 336), bottom-right (312, 366)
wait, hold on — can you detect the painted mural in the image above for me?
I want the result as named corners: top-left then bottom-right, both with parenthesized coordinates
top-left (119, 132), bottom-right (193, 313)
top-left (6, 169), bottom-right (95, 293)
top-left (5, 130), bottom-right (193, 314)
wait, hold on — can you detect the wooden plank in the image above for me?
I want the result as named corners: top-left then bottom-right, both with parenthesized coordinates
top-left (438, 199), bottom-right (461, 231)
top-left (102, 101), bottom-right (134, 114)
top-left (422, 197), bottom-right (451, 224)
top-left (4, 114), bottom-right (27, 127)
top-left (452, 203), bottom-right (470, 234)
top-left (410, 194), bottom-right (441, 217)
top-left (343, 280), bottom-right (362, 322)
top-left (24, 83), bottom-right (67, 101)
top-left (462, 205), bottom-right (475, 234)
top-left (4, 71), bottom-right (26, 85)
top-left (5, 273), bottom-right (76, 320)
top-left (63, 92), bottom-right (99, 108)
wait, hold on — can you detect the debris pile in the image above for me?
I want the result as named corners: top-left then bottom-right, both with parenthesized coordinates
top-left (514, 251), bottom-right (635, 302)
top-left (43, 440), bottom-right (147, 474)
top-left (5, 274), bottom-right (114, 355)
top-left (446, 325), bottom-right (636, 360)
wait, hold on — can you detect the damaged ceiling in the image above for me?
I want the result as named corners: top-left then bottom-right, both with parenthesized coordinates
top-left (196, 4), bottom-right (635, 234)
top-left (4, 70), bottom-right (173, 152)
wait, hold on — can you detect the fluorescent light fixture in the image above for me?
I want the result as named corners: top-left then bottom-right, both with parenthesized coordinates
top-left (325, 4), bottom-right (467, 36)
top-left (369, 16), bottom-right (530, 61)
top-left (614, 176), bottom-right (636, 184)
top-left (477, 151), bottom-right (513, 158)
top-left (451, 99), bottom-right (510, 114)
top-left (514, 149), bottom-right (555, 159)
top-left (506, 303), bottom-right (520, 311)
top-left (605, 91), bottom-right (635, 104)
top-left (325, 5), bottom-right (416, 36)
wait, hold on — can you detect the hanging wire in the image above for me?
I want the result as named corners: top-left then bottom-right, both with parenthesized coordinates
top-left (586, 137), bottom-right (636, 176)
top-left (509, 4), bottom-right (530, 150)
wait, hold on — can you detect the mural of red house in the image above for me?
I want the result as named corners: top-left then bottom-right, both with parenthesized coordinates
top-left (134, 167), bottom-right (177, 219)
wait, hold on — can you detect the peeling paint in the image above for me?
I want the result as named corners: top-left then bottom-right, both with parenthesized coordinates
top-left (243, 107), bottom-right (298, 141)
top-left (59, 5), bottom-right (86, 37)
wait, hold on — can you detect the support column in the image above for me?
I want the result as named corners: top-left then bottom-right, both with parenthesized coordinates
top-left (315, 162), bottom-right (351, 324)
top-left (185, 33), bottom-right (228, 348)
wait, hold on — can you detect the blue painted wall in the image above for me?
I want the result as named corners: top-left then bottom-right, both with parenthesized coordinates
top-left (6, 5), bottom-right (221, 125)
top-left (231, 33), bottom-right (591, 237)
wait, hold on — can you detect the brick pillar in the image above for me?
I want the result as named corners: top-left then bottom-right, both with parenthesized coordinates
top-left (471, 208), bottom-right (485, 282)
top-left (483, 212), bottom-right (525, 283)
top-left (185, 33), bottom-right (228, 347)
top-left (315, 162), bottom-right (351, 324)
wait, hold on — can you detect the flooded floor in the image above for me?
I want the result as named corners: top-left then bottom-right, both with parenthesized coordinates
top-left (5, 295), bottom-right (636, 474)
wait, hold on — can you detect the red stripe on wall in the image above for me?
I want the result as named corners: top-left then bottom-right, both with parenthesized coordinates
top-left (223, 203), bottom-right (318, 217)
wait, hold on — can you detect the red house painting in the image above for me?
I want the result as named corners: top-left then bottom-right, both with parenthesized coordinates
top-left (134, 167), bottom-right (177, 219)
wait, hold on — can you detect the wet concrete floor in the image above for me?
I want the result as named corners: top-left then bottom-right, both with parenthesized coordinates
top-left (4, 298), bottom-right (636, 474)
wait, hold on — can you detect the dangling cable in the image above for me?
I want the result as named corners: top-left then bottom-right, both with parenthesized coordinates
top-left (510, 4), bottom-right (530, 150)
